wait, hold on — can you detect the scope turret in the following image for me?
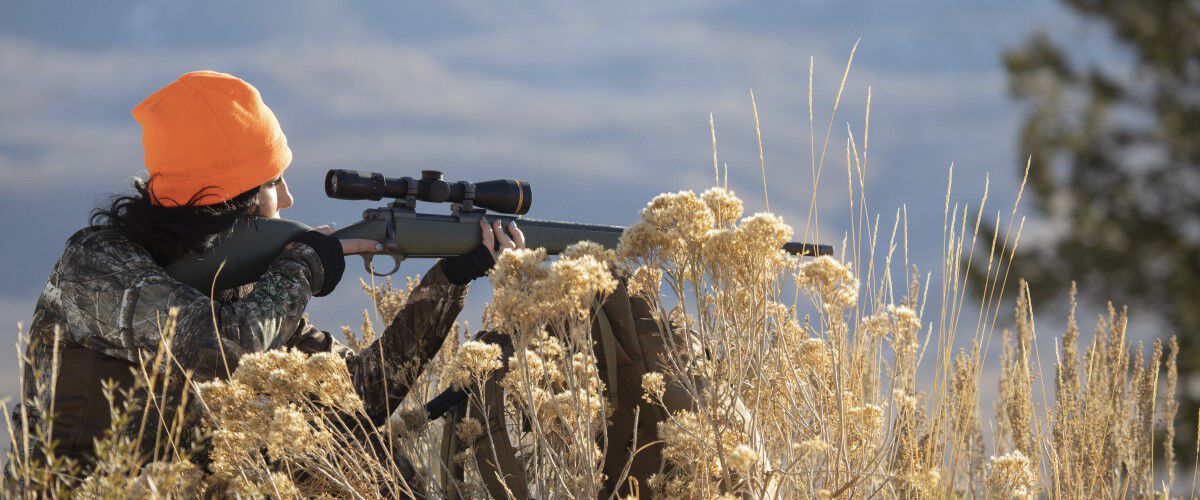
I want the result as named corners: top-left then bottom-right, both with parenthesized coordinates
top-left (325, 169), bottom-right (532, 215)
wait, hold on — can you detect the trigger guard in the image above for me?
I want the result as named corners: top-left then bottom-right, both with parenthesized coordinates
top-left (361, 254), bottom-right (402, 277)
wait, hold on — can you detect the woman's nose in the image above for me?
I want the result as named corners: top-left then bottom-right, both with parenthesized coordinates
top-left (279, 180), bottom-right (294, 209)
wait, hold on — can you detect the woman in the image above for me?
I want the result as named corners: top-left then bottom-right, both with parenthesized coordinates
top-left (13, 70), bottom-right (524, 466)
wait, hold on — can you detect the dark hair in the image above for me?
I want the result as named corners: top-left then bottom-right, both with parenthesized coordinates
top-left (89, 177), bottom-right (262, 265)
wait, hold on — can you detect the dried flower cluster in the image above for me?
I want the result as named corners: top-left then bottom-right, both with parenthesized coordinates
top-left (489, 244), bottom-right (618, 334)
top-left (196, 350), bottom-right (363, 491)
top-left (448, 340), bottom-right (503, 389)
top-left (987, 450), bottom-right (1038, 499)
top-left (794, 255), bottom-right (859, 313)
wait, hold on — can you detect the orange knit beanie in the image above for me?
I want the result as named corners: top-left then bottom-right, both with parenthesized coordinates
top-left (132, 70), bottom-right (292, 206)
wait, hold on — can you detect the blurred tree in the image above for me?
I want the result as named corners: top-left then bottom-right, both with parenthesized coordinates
top-left (994, 0), bottom-right (1199, 455)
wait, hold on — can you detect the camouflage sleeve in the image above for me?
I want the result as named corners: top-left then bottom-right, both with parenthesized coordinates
top-left (57, 232), bottom-right (327, 381)
top-left (303, 261), bottom-right (467, 425)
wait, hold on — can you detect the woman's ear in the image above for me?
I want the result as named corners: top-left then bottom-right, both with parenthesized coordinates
top-left (247, 184), bottom-right (273, 217)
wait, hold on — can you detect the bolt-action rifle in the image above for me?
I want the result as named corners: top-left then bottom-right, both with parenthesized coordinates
top-left (167, 169), bottom-right (834, 293)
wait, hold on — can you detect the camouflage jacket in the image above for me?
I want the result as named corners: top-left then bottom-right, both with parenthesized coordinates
top-left (14, 227), bottom-right (468, 462)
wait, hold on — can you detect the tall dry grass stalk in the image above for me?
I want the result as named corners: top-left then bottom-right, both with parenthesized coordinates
top-left (3, 58), bottom-right (1185, 498)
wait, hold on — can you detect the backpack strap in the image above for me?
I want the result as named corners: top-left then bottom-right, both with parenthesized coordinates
top-left (470, 374), bottom-right (529, 499)
top-left (439, 403), bottom-right (467, 499)
top-left (596, 307), bottom-right (621, 410)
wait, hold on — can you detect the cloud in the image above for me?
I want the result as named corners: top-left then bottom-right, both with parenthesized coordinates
top-left (0, 2), bottom-right (1011, 194)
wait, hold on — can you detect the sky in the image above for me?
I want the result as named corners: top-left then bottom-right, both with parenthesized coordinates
top-left (0, 1), bottom-right (1143, 417)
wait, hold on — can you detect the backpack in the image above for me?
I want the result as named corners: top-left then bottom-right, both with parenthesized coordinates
top-left (438, 274), bottom-right (695, 499)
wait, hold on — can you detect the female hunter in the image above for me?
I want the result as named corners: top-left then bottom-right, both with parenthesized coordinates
top-left (15, 70), bottom-right (524, 465)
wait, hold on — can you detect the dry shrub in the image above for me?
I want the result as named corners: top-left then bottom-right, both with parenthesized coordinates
top-left (3, 186), bottom-right (1184, 499)
top-left (606, 184), bottom-right (1181, 498)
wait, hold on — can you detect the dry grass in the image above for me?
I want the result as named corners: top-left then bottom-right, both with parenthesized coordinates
top-left (2, 60), bottom-right (1184, 498)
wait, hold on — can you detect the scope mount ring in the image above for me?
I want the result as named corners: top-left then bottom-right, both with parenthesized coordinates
top-left (394, 176), bottom-right (417, 209)
top-left (458, 181), bottom-right (475, 213)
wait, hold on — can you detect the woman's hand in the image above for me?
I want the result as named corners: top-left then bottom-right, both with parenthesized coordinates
top-left (480, 218), bottom-right (526, 259)
top-left (312, 225), bottom-right (383, 255)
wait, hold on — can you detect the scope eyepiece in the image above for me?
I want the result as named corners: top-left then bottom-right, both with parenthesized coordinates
top-left (325, 169), bottom-right (388, 200)
top-left (325, 169), bottom-right (532, 215)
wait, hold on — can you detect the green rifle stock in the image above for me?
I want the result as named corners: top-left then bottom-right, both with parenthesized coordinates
top-left (166, 169), bottom-right (834, 293)
top-left (165, 215), bottom-right (833, 293)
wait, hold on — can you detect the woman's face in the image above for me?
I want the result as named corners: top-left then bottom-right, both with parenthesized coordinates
top-left (254, 176), bottom-right (293, 218)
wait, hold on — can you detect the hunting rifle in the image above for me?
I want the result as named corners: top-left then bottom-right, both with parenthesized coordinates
top-left (167, 169), bottom-right (834, 293)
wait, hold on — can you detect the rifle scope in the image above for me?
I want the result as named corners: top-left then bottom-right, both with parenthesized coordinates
top-left (325, 169), bottom-right (532, 215)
